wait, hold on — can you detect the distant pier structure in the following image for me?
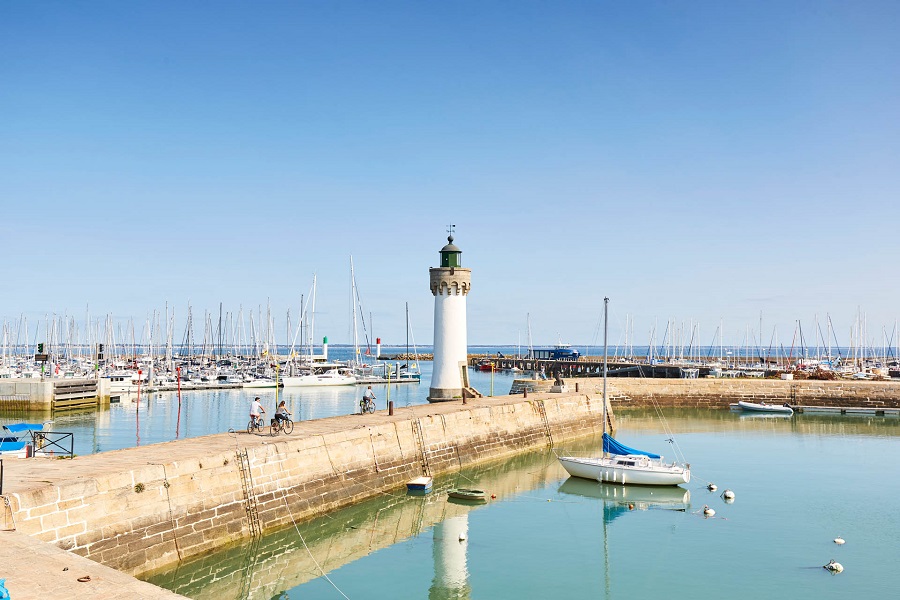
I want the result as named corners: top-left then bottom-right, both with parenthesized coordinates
top-left (428, 231), bottom-right (472, 402)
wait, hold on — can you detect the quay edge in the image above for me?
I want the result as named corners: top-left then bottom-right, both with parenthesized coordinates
top-left (0, 391), bottom-right (612, 580)
top-left (2, 377), bottom-right (899, 596)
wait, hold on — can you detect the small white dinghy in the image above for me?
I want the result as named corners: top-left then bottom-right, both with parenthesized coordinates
top-left (737, 401), bottom-right (794, 415)
top-left (406, 476), bottom-right (433, 493)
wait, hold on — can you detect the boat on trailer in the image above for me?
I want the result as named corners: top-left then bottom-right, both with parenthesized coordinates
top-left (737, 400), bottom-right (794, 415)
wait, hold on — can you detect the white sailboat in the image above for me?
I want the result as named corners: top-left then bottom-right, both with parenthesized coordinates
top-left (280, 274), bottom-right (357, 387)
top-left (397, 302), bottom-right (421, 382)
top-left (558, 297), bottom-right (691, 487)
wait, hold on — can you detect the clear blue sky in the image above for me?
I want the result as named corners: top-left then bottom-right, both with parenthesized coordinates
top-left (2, 1), bottom-right (898, 349)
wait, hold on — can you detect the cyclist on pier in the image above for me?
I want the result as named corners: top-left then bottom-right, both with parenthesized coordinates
top-left (274, 400), bottom-right (292, 426)
top-left (250, 396), bottom-right (266, 427)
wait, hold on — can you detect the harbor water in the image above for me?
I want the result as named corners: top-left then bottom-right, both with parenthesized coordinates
top-left (143, 409), bottom-right (899, 599)
top-left (0, 347), bottom-right (520, 456)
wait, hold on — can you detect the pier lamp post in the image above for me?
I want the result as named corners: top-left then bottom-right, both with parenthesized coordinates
top-left (490, 362), bottom-right (494, 397)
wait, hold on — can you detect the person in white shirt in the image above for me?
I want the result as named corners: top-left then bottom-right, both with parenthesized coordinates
top-left (250, 396), bottom-right (266, 425)
top-left (360, 386), bottom-right (376, 413)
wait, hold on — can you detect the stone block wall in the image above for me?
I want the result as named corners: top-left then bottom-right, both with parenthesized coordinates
top-left (6, 393), bottom-right (608, 577)
top-left (566, 377), bottom-right (900, 408)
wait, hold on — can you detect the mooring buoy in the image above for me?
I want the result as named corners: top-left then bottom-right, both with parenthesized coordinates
top-left (823, 559), bottom-right (843, 573)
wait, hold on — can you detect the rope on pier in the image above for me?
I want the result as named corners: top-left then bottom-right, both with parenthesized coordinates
top-left (279, 486), bottom-right (352, 600)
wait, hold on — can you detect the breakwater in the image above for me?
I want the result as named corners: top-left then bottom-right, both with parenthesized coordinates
top-left (1, 391), bottom-right (610, 578)
top-left (144, 445), bottom-right (569, 599)
top-left (2, 377), bottom-right (898, 596)
top-left (565, 377), bottom-right (900, 409)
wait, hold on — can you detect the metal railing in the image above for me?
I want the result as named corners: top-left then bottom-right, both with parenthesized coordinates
top-left (32, 431), bottom-right (74, 458)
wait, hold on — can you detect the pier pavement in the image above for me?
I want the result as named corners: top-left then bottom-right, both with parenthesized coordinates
top-left (0, 393), bottom-right (538, 495)
top-left (0, 529), bottom-right (185, 599)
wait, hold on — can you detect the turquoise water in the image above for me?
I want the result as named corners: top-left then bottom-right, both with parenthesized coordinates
top-left (144, 409), bottom-right (899, 599)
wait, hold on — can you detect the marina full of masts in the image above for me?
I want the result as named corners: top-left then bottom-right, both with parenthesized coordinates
top-left (0, 339), bottom-right (421, 391)
top-left (0, 311), bottom-right (422, 390)
top-left (1, 308), bottom-right (898, 385)
top-left (596, 311), bottom-right (900, 380)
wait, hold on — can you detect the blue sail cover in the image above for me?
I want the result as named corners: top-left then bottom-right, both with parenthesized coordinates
top-left (2, 423), bottom-right (43, 434)
top-left (602, 433), bottom-right (660, 458)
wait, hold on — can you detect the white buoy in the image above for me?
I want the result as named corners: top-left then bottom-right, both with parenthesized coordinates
top-left (834, 537), bottom-right (845, 545)
top-left (723, 489), bottom-right (735, 500)
top-left (703, 505), bottom-right (715, 517)
top-left (823, 559), bottom-right (843, 573)
top-left (707, 483), bottom-right (717, 491)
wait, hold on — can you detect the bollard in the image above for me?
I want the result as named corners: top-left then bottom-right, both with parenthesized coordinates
top-left (575, 383), bottom-right (580, 392)
top-left (463, 395), bottom-right (467, 404)
top-left (389, 401), bottom-right (394, 416)
top-left (523, 389), bottom-right (528, 398)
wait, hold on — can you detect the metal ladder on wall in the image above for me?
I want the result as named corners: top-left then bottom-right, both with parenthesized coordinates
top-left (236, 535), bottom-right (262, 600)
top-left (236, 448), bottom-right (262, 539)
top-left (535, 399), bottom-right (554, 448)
top-left (411, 418), bottom-right (432, 477)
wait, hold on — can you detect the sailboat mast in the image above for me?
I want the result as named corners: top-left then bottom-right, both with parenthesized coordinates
top-left (602, 297), bottom-right (609, 439)
top-left (350, 257), bottom-right (359, 365)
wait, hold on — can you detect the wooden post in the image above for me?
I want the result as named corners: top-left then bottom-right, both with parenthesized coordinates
top-left (389, 401), bottom-right (394, 416)
top-left (523, 388), bottom-right (528, 398)
top-left (575, 382), bottom-right (580, 392)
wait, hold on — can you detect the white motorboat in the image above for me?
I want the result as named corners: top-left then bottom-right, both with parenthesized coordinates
top-left (243, 378), bottom-right (280, 389)
top-left (557, 297), bottom-right (691, 487)
top-left (106, 371), bottom-right (148, 394)
top-left (737, 400), bottom-right (794, 415)
top-left (281, 368), bottom-right (356, 387)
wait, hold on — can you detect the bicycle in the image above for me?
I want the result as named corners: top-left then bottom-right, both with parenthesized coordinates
top-left (270, 416), bottom-right (294, 435)
top-left (360, 397), bottom-right (376, 414)
top-left (247, 415), bottom-right (265, 434)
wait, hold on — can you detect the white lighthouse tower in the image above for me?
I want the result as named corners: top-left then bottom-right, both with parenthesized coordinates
top-left (428, 231), bottom-right (471, 402)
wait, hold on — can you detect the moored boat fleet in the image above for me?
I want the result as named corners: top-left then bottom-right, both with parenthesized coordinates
top-left (0, 344), bottom-right (421, 396)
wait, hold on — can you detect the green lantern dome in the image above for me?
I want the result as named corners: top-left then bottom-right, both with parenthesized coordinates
top-left (440, 235), bottom-right (462, 267)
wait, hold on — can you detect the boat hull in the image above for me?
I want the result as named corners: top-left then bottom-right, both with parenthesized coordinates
top-left (558, 456), bottom-right (690, 486)
top-left (242, 380), bottom-right (279, 389)
top-left (447, 488), bottom-right (486, 502)
top-left (280, 377), bottom-right (357, 387)
top-left (737, 400), bottom-right (794, 414)
top-left (406, 476), bottom-right (433, 492)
